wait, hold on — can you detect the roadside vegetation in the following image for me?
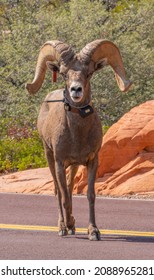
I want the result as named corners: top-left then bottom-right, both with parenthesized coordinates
top-left (0, 0), bottom-right (153, 173)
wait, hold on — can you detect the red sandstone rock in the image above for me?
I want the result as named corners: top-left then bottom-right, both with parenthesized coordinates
top-left (0, 168), bottom-right (54, 195)
top-left (95, 152), bottom-right (154, 196)
top-left (98, 100), bottom-right (154, 176)
top-left (0, 101), bottom-right (154, 198)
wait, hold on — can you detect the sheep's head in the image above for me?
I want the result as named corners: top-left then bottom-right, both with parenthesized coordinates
top-left (59, 61), bottom-right (91, 104)
top-left (35, 46), bottom-right (92, 105)
top-left (26, 39), bottom-right (131, 105)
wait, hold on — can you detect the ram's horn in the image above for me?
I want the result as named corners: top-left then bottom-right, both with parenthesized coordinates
top-left (79, 39), bottom-right (131, 92)
top-left (26, 40), bottom-right (75, 94)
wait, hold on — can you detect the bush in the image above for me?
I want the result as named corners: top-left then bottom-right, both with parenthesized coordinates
top-left (0, 127), bottom-right (47, 173)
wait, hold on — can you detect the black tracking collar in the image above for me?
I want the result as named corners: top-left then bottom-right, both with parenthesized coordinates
top-left (45, 89), bottom-right (94, 118)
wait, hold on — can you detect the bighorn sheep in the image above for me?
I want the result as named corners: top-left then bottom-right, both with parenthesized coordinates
top-left (26, 39), bottom-right (131, 241)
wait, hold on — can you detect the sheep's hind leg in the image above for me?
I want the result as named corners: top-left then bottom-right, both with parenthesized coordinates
top-left (44, 144), bottom-right (67, 236)
top-left (66, 165), bottom-right (79, 234)
top-left (87, 156), bottom-right (101, 241)
top-left (57, 188), bottom-right (68, 236)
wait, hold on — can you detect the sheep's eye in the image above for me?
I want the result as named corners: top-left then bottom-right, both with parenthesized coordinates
top-left (87, 72), bottom-right (93, 79)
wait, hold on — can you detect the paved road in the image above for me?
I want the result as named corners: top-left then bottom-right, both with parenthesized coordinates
top-left (0, 193), bottom-right (154, 260)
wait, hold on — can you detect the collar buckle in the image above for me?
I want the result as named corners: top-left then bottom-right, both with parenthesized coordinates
top-left (64, 102), bottom-right (71, 111)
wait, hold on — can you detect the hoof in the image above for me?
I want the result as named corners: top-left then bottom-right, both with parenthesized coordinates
top-left (58, 229), bottom-right (68, 236)
top-left (88, 228), bottom-right (101, 241)
top-left (68, 228), bottom-right (75, 235)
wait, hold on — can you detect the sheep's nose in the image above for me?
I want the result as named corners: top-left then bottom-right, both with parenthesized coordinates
top-left (71, 86), bottom-right (82, 93)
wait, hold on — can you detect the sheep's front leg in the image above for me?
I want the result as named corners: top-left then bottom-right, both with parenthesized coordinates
top-left (87, 156), bottom-right (100, 241)
top-left (66, 165), bottom-right (78, 234)
top-left (55, 161), bottom-right (75, 235)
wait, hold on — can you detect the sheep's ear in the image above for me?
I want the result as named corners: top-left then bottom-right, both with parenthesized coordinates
top-left (94, 58), bottom-right (108, 71)
top-left (87, 58), bottom-right (108, 78)
top-left (46, 61), bottom-right (60, 72)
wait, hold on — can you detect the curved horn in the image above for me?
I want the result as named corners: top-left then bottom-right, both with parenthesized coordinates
top-left (26, 40), bottom-right (75, 94)
top-left (79, 39), bottom-right (131, 92)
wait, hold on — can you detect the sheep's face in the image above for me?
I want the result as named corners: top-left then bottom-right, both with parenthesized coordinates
top-left (65, 70), bottom-right (86, 103)
top-left (60, 62), bottom-right (91, 105)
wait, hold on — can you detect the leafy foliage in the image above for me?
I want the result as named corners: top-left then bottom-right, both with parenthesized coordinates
top-left (0, 124), bottom-right (47, 173)
top-left (0, 0), bottom-right (153, 172)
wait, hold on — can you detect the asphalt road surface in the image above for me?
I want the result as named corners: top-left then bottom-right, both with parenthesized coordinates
top-left (0, 193), bottom-right (154, 260)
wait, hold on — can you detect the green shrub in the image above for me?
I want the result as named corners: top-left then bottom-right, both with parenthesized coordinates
top-left (0, 130), bottom-right (47, 173)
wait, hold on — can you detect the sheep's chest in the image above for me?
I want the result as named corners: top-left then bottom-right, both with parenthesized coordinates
top-left (52, 112), bottom-right (102, 167)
